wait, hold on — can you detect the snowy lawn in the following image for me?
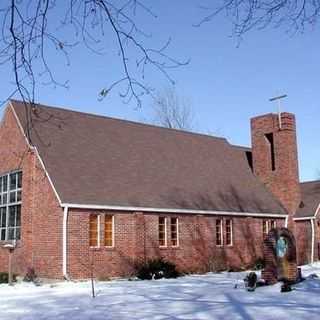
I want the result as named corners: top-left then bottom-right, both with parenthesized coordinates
top-left (1, 263), bottom-right (320, 320)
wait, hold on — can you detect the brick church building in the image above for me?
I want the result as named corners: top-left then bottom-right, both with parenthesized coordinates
top-left (0, 100), bottom-right (319, 279)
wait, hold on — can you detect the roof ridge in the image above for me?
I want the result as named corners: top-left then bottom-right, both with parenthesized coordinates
top-left (10, 99), bottom-right (227, 143)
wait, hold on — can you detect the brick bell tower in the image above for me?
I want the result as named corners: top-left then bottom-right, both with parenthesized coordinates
top-left (251, 112), bottom-right (301, 224)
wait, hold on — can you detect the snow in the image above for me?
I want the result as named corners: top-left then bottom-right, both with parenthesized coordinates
top-left (1, 263), bottom-right (320, 320)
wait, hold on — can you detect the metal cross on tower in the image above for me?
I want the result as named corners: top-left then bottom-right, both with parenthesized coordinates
top-left (269, 94), bottom-right (287, 129)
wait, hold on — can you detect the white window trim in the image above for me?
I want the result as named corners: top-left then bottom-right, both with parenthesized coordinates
top-left (97, 215), bottom-right (101, 248)
top-left (171, 217), bottom-right (179, 247)
top-left (226, 219), bottom-right (233, 246)
top-left (159, 217), bottom-right (167, 248)
top-left (104, 215), bottom-right (115, 248)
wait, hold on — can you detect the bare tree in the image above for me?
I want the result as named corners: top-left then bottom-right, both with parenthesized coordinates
top-left (0, 1), bottom-right (188, 138)
top-left (196, 1), bottom-right (320, 37)
top-left (152, 87), bottom-right (195, 131)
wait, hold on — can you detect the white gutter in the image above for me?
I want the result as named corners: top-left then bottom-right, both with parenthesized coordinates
top-left (315, 203), bottom-right (320, 218)
top-left (62, 206), bottom-right (69, 280)
top-left (311, 219), bottom-right (315, 264)
top-left (61, 203), bottom-right (287, 219)
top-left (293, 216), bottom-right (315, 221)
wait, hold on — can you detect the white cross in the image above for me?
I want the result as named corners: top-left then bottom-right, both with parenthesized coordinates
top-left (269, 94), bottom-right (287, 129)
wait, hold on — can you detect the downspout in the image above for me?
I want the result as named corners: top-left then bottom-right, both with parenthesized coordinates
top-left (311, 218), bottom-right (315, 265)
top-left (63, 206), bottom-right (69, 280)
top-left (285, 215), bottom-right (289, 228)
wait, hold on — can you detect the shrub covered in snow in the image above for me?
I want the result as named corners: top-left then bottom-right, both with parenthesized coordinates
top-left (135, 258), bottom-right (181, 280)
top-left (0, 272), bottom-right (17, 284)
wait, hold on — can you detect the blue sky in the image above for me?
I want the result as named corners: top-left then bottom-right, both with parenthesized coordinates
top-left (1, 1), bottom-right (319, 181)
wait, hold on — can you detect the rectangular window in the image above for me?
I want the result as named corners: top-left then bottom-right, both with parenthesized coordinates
top-left (89, 214), bottom-right (99, 247)
top-left (159, 217), bottom-right (167, 247)
top-left (104, 215), bottom-right (114, 247)
top-left (0, 171), bottom-right (22, 241)
top-left (226, 219), bottom-right (233, 246)
top-left (265, 133), bottom-right (276, 171)
top-left (170, 217), bottom-right (179, 247)
top-left (216, 219), bottom-right (223, 246)
top-left (270, 220), bottom-right (276, 230)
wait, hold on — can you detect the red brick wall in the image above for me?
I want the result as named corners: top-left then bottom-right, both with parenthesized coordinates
top-left (66, 210), bottom-right (285, 279)
top-left (0, 105), bottom-right (63, 278)
top-left (251, 113), bottom-right (301, 223)
top-left (294, 220), bottom-right (312, 265)
top-left (0, 105), bottom-right (312, 280)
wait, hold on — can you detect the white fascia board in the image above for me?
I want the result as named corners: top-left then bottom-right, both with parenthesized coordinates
top-left (9, 101), bottom-right (62, 205)
top-left (314, 203), bottom-right (320, 218)
top-left (61, 203), bottom-right (287, 219)
top-left (293, 216), bottom-right (316, 221)
top-left (9, 101), bottom-right (32, 149)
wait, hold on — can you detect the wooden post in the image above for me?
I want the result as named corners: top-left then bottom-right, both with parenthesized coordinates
top-left (8, 249), bottom-right (13, 286)
top-left (3, 244), bottom-right (15, 286)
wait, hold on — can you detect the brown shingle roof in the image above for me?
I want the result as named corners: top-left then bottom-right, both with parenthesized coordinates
top-left (11, 100), bottom-right (286, 215)
top-left (296, 181), bottom-right (320, 218)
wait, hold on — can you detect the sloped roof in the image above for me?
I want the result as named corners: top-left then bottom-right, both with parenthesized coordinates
top-left (296, 181), bottom-right (320, 218)
top-left (10, 100), bottom-right (286, 215)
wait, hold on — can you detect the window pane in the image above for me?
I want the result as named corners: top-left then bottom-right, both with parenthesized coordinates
top-left (16, 227), bottom-right (21, 240)
top-left (17, 172), bottom-right (22, 189)
top-left (159, 217), bottom-right (166, 247)
top-left (3, 176), bottom-right (7, 192)
top-left (216, 219), bottom-right (222, 246)
top-left (17, 191), bottom-right (22, 202)
top-left (89, 215), bottom-right (98, 247)
top-left (171, 218), bottom-right (178, 246)
top-left (0, 229), bottom-right (5, 241)
top-left (9, 192), bottom-right (16, 203)
top-left (9, 206), bottom-right (16, 227)
top-left (263, 220), bottom-right (267, 236)
top-left (10, 173), bottom-right (17, 191)
top-left (16, 206), bottom-right (21, 227)
top-left (8, 228), bottom-right (15, 240)
top-left (226, 219), bottom-right (232, 246)
top-left (2, 193), bottom-right (7, 205)
top-left (1, 208), bottom-right (7, 227)
top-left (104, 215), bottom-right (113, 247)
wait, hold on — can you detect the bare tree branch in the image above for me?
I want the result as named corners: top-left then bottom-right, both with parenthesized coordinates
top-left (196, 1), bottom-right (320, 37)
top-left (152, 87), bottom-right (195, 131)
top-left (0, 0), bottom-right (189, 138)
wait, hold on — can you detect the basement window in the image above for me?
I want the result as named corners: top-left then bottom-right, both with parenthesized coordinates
top-left (265, 133), bottom-right (276, 171)
top-left (0, 171), bottom-right (22, 241)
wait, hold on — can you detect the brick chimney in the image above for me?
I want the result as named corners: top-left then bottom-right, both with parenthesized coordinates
top-left (251, 112), bottom-right (301, 219)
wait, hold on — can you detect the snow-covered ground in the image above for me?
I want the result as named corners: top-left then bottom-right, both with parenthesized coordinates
top-left (1, 263), bottom-right (320, 320)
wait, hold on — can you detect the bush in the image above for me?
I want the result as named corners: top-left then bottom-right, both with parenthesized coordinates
top-left (135, 258), bottom-right (180, 280)
top-left (23, 267), bottom-right (37, 282)
top-left (253, 258), bottom-right (265, 271)
top-left (0, 272), bottom-right (17, 284)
